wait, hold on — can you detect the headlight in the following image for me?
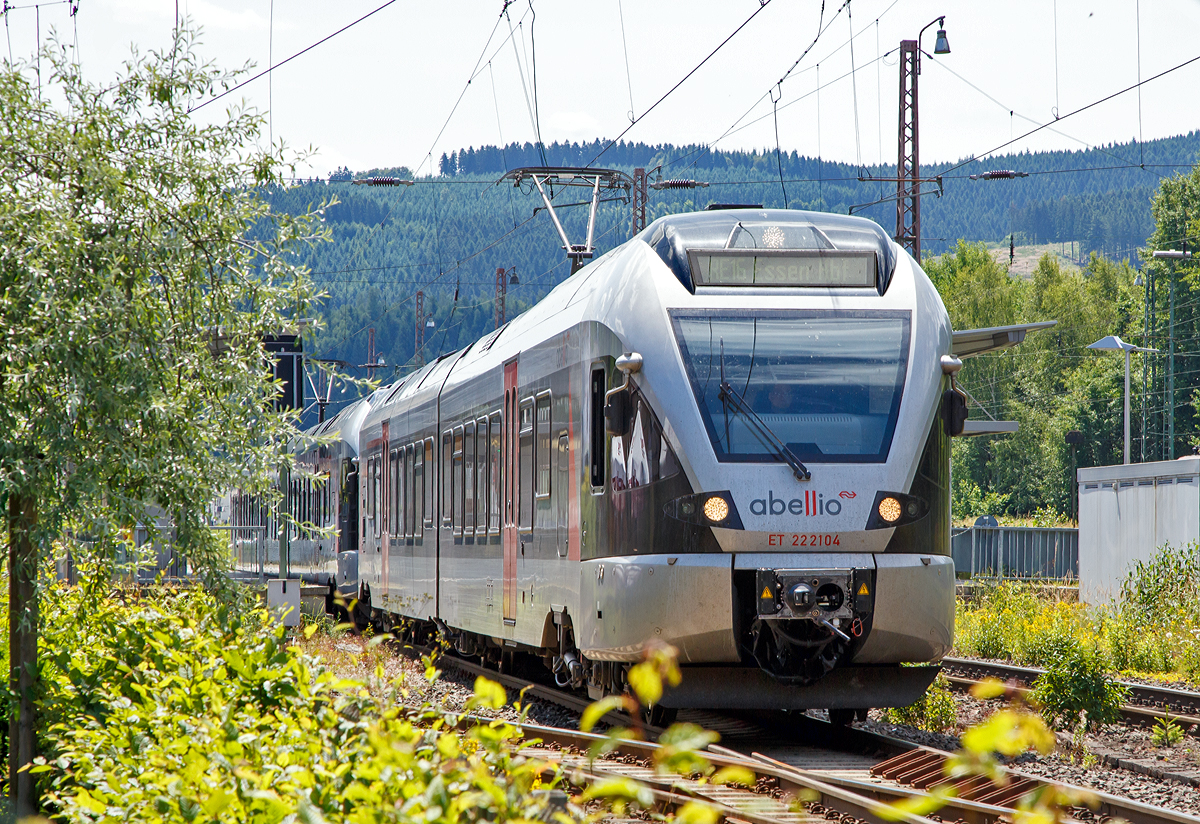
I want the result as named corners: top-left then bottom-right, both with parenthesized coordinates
top-left (664, 492), bottom-right (744, 530)
top-left (703, 496), bottom-right (730, 523)
top-left (864, 491), bottom-right (928, 530)
top-left (878, 496), bottom-right (902, 523)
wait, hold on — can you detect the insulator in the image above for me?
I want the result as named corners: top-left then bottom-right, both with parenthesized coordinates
top-left (971, 170), bottom-right (1028, 181)
top-left (352, 177), bottom-right (414, 186)
top-left (651, 179), bottom-right (708, 189)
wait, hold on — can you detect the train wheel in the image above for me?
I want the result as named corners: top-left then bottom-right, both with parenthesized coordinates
top-left (642, 704), bottom-right (678, 728)
top-left (827, 708), bottom-right (855, 727)
top-left (855, 708), bottom-right (870, 722)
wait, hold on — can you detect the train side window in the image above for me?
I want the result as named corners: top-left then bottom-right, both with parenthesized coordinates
top-left (535, 392), bottom-right (551, 499)
top-left (363, 463), bottom-right (370, 523)
top-left (489, 412), bottom-right (502, 534)
top-left (464, 423), bottom-right (476, 536)
top-left (519, 398), bottom-right (535, 530)
top-left (423, 438), bottom-right (434, 529)
top-left (404, 444), bottom-right (413, 539)
top-left (441, 432), bottom-right (452, 527)
top-left (590, 367), bottom-right (606, 489)
top-left (367, 460), bottom-right (375, 538)
top-left (476, 416), bottom-right (489, 538)
top-left (389, 449), bottom-right (399, 536)
top-left (413, 444), bottom-right (424, 541)
top-left (452, 426), bottom-right (464, 536)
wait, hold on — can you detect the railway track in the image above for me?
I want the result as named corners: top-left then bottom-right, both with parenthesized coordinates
top-left (407, 645), bottom-right (1200, 824)
top-left (941, 656), bottom-right (1200, 734)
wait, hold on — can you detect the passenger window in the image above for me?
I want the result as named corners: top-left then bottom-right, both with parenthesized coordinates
top-left (489, 413), bottom-right (502, 534)
top-left (535, 392), bottom-right (552, 498)
top-left (452, 426), bottom-right (464, 535)
top-left (413, 444), bottom-right (423, 540)
top-left (464, 423), bottom-right (475, 535)
top-left (405, 444), bottom-right (415, 539)
top-left (441, 433), bottom-right (452, 527)
top-left (474, 419), bottom-right (485, 537)
top-left (393, 448), bottom-right (403, 537)
top-left (423, 438), bottom-right (433, 529)
top-left (519, 398), bottom-right (534, 529)
top-left (372, 459), bottom-right (381, 538)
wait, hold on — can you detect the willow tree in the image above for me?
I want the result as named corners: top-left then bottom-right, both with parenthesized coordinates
top-left (0, 31), bottom-right (326, 812)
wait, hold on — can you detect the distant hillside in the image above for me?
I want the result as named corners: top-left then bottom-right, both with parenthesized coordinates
top-left (269, 132), bottom-right (1200, 420)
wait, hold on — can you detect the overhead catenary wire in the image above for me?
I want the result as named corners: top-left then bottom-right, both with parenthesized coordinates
top-left (940, 50), bottom-right (1200, 179)
top-left (668, 0), bottom-right (901, 176)
top-left (584, 0), bottom-right (774, 168)
top-left (616, 0), bottom-right (635, 122)
top-left (189, 0), bottom-right (402, 113)
top-left (504, 5), bottom-right (547, 168)
top-left (923, 55), bottom-right (1172, 184)
top-left (846, 0), bottom-right (861, 170)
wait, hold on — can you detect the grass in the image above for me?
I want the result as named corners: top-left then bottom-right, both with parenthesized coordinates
top-left (954, 543), bottom-right (1200, 686)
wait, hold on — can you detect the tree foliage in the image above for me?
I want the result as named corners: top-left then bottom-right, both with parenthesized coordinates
top-left (926, 243), bottom-right (1141, 519)
top-left (0, 29), bottom-right (325, 574)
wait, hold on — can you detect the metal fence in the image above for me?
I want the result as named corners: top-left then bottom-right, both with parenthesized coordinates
top-left (55, 523), bottom-right (265, 584)
top-left (951, 526), bottom-right (1078, 579)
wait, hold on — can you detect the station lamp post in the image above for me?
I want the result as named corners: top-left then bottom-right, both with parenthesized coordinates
top-left (892, 17), bottom-right (950, 259)
top-left (1087, 335), bottom-right (1158, 464)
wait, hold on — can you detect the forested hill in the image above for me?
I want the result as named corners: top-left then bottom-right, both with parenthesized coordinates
top-left (273, 132), bottom-right (1200, 419)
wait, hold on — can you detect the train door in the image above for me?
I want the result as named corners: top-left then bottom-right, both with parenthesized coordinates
top-left (381, 421), bottom-right (390, 605)
top-left (502, 359), bottom-right (518, 625)
top-left (556, 432), bottom-right (569, 557)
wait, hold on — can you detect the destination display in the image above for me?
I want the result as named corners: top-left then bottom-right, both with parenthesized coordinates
top-left (688, 250), bottom-right (876, 288)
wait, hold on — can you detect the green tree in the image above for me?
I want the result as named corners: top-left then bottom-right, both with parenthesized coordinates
top-left (0, 30), bottom-right (325, 811)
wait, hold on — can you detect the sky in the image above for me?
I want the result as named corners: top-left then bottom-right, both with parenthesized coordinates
top-left (4, 0), bottom-right (1200, 178)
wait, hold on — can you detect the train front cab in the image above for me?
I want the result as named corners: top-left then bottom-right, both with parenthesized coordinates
top-left (577, 211), bottom-right (958, 712)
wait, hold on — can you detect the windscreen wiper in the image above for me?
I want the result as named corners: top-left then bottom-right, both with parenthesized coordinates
top-left (718, 381), bottom-right (811, 482)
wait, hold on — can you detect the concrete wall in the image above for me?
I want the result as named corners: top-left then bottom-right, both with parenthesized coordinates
top-left (1077, 458), bottom-right (1199, 604)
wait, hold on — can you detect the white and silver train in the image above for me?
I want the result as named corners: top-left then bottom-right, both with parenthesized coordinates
top-left (233, 206), bottom-right (1044, 720)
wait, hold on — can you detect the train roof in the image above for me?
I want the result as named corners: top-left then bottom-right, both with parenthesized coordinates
top-left (637, 208), bottom-right (898, 293)
top-left (361, 207), bottom-right (905, 426)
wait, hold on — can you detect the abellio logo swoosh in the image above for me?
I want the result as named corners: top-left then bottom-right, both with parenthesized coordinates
top-left (839, 491), bottom-right (856, 499)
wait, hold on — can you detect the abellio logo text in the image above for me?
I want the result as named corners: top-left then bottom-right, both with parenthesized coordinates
top-left (749, 490), bottom-right (842, 517)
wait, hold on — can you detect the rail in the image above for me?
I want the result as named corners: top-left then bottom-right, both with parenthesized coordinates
top-left (421, 644), bottom-right (1200, 824)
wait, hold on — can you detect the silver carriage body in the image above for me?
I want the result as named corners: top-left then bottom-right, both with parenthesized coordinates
top-left (233, 396), bottom-right (371, 597)
top-left (357, 209), bottom-right (955, 710)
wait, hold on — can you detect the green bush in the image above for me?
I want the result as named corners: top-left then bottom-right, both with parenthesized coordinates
top-left (1120, 542), bottom-right (1200, 617)
top-left (1029, 647), bottom-right (1128, 730)
top-left (34, 584), bottom-right (570, 822)
top-left (886, 673), bottom-right (958, 733)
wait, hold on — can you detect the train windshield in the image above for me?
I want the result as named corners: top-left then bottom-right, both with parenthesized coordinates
top-left (671, 310), bottom-right (910, 463)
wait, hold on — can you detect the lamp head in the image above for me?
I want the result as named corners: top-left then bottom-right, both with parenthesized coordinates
top-left (509, 272), bottom-right (520, 285)
top-left (934, 26), bottom-right (950, 54)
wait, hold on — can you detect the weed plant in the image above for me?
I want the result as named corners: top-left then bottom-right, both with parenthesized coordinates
top-left (1029, 647), bottom-right (1128, 730)
top-left (885, 673), bottom-right (958, 733)
top-left (955, 543), bottom-right (1200, 686)
top-left (33, 583), bottom-right (576, 822)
